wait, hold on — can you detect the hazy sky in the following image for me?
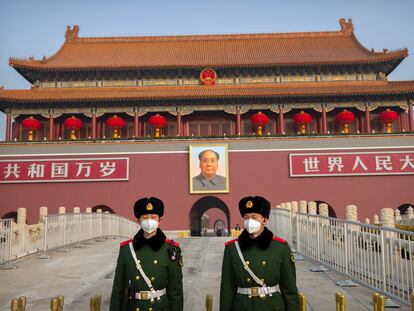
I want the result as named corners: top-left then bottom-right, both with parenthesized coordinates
top-left (1, 0), bottom-right (413, 140)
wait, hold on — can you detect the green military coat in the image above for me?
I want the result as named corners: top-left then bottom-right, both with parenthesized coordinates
top-left (110, 229), bottom-right (183, 311)
top-left (220, 227), bottom-right (299, 311)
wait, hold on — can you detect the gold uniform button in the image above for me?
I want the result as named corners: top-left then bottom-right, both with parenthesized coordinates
top-left (246, 277), bottom-right (251, 283)
top-left (135, 308), bottom-right (139, 311)
top-left (153, 260), bottom-right (158, 264)
top-left (135, 275), bottom-right (140, 280)
top-left (151, 276), bottom-right (155, 281)
top-left (261, 278), bottom-right (265, 282)
top-left (245, 261), bottom-right (250, 265)
top-left (137, 259), bottom-right (141, 264)
top-left (262, 261), bottom-right (266, 266)
top-left (149, 308), bottom-right (153, 311)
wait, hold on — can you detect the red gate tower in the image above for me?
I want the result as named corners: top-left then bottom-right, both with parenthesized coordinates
top-left (1, 19), bottom-right (413, 233)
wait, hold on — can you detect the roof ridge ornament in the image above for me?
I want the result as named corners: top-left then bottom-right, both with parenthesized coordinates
top-left (65, 25), bottom-right (80, 42)
top-left (339, 18), bottom-right (354, 34)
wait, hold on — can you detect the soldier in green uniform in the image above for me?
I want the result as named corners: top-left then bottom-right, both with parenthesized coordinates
top-left (110, 197), bottom-right (183, 311)
top-left (220, 196), bottom-right (299, 311)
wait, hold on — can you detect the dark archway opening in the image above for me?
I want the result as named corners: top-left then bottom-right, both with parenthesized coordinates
top-left (189, 196), bottom-right (230, 237)
top-left (92, 205), bottom-right (115, 213)
top-left (397, 203), bottom-right (413, 215)
top-left (314, 200), bottom-right (337, 218)
top-left (1, 211), bottom-right (18, 223)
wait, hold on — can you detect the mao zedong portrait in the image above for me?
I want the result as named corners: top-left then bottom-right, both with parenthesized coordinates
top-left (192, 149), bottom-right (227, 191)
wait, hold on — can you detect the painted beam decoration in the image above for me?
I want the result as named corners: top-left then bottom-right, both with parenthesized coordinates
top-left (289, 150), bottom-right (414, 177)
top-left (0, 157), bottom-right (129, 183)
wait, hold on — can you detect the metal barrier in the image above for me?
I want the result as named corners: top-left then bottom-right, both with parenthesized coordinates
top-left (0, 218), bottom-right (16, 269)
top-left (268, 209), bottom-right (414, 306)
top-left (268, 208), bottom-right (293, 246)
top-left (0, 213), bottom-right (138, 263)
top-left (40, 213), bottom-right (139, 256)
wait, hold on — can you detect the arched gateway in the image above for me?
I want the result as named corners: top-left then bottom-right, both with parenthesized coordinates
top-left (189, 196), bottom-right (230, 236)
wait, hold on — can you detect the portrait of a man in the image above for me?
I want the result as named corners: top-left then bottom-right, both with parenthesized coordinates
top-left (189, 144), bottom-right (229, 193)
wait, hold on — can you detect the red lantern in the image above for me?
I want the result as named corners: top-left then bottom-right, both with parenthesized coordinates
top-left (106, 115), bottom-right (125, 139)
top-left (293, 111), bottom-right (312, 135)
top-left (380, 109), bottom-right (398, 133)
top-left (22, 116), bottom-right (41, 141)
top-left (149, 114), bottom-right (167, 138)
top-left (64, 116), bottom-right (82, 140)
top-left (251, 112), bottom-right (269, 136)
top-left (336, 109), bottom-right (355, 134)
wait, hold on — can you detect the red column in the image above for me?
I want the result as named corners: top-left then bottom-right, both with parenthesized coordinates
top-left (365, 104), bottom-right (371, 133)
top-left (91, 112), bottom-right (97, 139)
top-left (355, 116), bottom-right (360, 133)
top-left (236, 106), bottom-right (241, 135)
top-left (400, 111), bottom-right (406, 132)
top-left (5, 112), bottom-right (12, 141)
top-left (134, 112), bottom-right (140, 138)
top-left (322, 105), bottom-right (327, 134)
top-left (278, 106), bottom-right (285, 134)
top-left (48, 112), bottom-right (54, 140)
top-left (177, 110), bottom-right (182, 136)
top-left (409, 101), bottom-right (414, 132)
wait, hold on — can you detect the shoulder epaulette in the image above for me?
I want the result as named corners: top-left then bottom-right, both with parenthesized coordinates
top-left (120, 239), bottom-right (132, 247)
top-left (272, 236), bottom-right (287, 244)
top-left (166, 239), bottom-right (180, 247)
top-left (225, 239), bottom-right (238, 247)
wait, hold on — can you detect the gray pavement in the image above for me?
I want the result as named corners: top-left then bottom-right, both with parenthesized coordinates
top-left (0, 237), bottom-right (411, 310)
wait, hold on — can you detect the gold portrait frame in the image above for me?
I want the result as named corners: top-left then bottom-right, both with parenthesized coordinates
top-left (189, 144), bottom-right (229, 194)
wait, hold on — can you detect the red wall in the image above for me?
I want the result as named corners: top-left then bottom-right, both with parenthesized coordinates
top-left (1, 148), bottom-right (413, 228)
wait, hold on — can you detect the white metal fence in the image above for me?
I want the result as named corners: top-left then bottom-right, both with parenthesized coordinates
top-left (1, 213), bottom-right (138, 266)
top-left (268, 209), bottom-right (414, 306)
top-left (0, 218), bottom-right (13, 266)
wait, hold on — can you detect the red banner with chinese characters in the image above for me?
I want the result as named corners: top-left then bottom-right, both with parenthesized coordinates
top-left (289, 151), bottom-right (414, 177)
top-left (0, 157), bottom-right (129, 183)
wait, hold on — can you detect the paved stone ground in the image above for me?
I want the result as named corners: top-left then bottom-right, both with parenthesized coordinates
top-left (0, 237), bottom-right (411, 311)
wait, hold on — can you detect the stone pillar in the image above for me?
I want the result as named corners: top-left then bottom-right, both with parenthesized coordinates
top-left (58, 206), bottom-right (66, 214)
top-left (285, 202), bottom-right (292, 211)
top-left (345, 205), bottom-right (358, 222)
top-left (92, 111), bottom-right (97, 139)
top-left (408, 101), bottom-right (414, 132)
top-left (319, 203), bottom-right (329, 217)
top-left (299, 200), bottom-right (307, 214)
top-left (291, 201), bottom-right (298, 214)
top-left (381, 208), bottom-right (395, 228)
top-left (365, 218), bottom-right (370, 224)
top-left (308, 201), bottom-right (317, 215)
top-left (6, 112), bottom-right (12, 141)
top-left (49, 112), bottom-right (54, 140)
top-left (373, 214), bottom-right (380, 225)
top-left (407, 206), bottom-right (414, 219)
top-left (280, 202), bottom-right (286, 209)
top-left (17, 207), bottom-right (26, 224)
top-left (73, 207), bottom-right (80, 214)
top-left (86, 207), bottom-right (92, 213)
top-left (177, 110), bottom-right (182, 136)
top-left (278, 106), bottom-right (285, 134)
top-left (134, 111), bottom-right (140, 138)
top-left (236, 106), bottom-right (241, 135)
top-left (321, 105), bottom-right (327, 134)
top-left (39, 206), bottom-right (48, 223)
top-left (394, 209), bottom-right (401, 222)
top-left (364, 104), bottom-right (371, 133)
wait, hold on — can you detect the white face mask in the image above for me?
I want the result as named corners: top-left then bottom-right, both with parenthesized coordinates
top-left (244, 218), bottom-right (262, 234)
top-left (140, 219), bottom-right (159, 234)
